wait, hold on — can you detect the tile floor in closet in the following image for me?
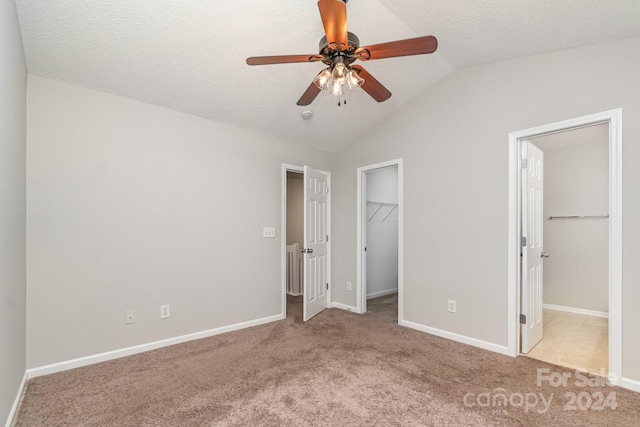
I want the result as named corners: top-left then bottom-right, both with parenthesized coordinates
top-left (527, 309), bottom-right (608, 376)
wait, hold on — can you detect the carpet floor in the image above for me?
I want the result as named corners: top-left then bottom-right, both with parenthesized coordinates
top-left (15, 294), bottom-right (640, 426)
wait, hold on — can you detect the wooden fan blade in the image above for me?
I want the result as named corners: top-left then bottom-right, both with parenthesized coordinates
top-left (317, 0), bottom-right (348, 49)
top-left (356, 35), bottom-right (438, 61)
top-left (352, 65), bottom-right (391, 102)
top-left (246, 55), bottom-right (323, 66)
top-left (297, 82), bottom-right (322, 106)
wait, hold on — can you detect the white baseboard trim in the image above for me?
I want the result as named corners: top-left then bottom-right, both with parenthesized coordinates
top-left (27, 313), bottom-right (284, 379)
top-left (366, 288), bottom-right (398, 300)
top-left (621, 377), bottom-right (640, 393)
top-left (399, 319), bottom-right (511, 356)
top-left (543, 303), bottom-right (608, 318)
top-left (5, 371), bottom-right (28, 427)
top-left (330, 302), bottom-right (358, 312)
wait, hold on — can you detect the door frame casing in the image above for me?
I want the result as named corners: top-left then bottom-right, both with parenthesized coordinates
top-left (356, 159), bottom-right (403, 316)
top-left (281, 164), bottom-right (331, 318)
top-left (507, 109), bottom-right (622, 384)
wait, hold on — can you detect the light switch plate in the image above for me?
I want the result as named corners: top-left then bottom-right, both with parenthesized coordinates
top-left (263, 227), bottom-right (276, 238)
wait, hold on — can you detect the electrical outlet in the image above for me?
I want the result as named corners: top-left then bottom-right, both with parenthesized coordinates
top-left (448, 300), bottom-right (457, 313)
top-left (160, 304), bottom-right (171, 319)
top-left (346, 281), bottom-right (352, 291)
top-left (125, 310), bottom-right (135, 324)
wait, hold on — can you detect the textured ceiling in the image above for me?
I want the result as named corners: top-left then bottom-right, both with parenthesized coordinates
top-left (14, 1), bottom-right (640, 151)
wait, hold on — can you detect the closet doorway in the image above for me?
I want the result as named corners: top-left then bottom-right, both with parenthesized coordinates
top-left (525, 124), bottom-right (610, 376)
top-left (507, 109), bottom-right (622, 384)
top-left (357, 159), bottom-right (403, 320)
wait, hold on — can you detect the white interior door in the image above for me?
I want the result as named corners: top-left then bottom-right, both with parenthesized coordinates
top-left (521, 141), bottom-right (545, 353)
top-left (303, 165), bottom-right (328, 321)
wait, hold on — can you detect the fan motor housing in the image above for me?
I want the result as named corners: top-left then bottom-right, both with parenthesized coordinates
top-left (319, 31), bottom-right (360, 54)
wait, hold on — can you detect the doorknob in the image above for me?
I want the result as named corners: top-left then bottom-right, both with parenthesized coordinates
top-left (540, 252), bottom-right (549, 258)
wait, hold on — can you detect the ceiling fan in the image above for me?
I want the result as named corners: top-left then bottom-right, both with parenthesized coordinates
top-left (246, 0), bottom-right (438, 106)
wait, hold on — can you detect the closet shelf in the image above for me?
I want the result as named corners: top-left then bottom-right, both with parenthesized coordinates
top-left (367, 200), bottom-right (398, 223)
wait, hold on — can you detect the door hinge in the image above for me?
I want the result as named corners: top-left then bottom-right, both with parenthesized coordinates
top-left (520, 314), bottom-right (527, 324)
top-left (520, 236), bottom-right (527, 247)
top-left (521, 159), bottom-right (528, 169)
top-left (325, 186), bottom-right (330, 195)
top-left (326, 283), bottom-right (329, 290)
top-left (326, 234), bottom-right (329, 242)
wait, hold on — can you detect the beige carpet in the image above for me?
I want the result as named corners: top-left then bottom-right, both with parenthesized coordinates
top-left (16, 294), bottom-right (640, 426)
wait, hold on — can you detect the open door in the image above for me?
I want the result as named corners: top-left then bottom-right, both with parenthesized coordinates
top-left (303, 165), bottom-right (329, 321)
top-left (521, 141), bottom-right (545, 353)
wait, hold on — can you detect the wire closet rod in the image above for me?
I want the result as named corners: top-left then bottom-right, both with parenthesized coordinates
top-left (547, 214), bottom-right (609, 220)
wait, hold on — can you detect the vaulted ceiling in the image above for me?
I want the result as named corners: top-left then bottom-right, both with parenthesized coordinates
top-left (14, 1), bottom-right (640, 151)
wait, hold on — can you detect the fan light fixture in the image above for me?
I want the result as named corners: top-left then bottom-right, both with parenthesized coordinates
top-left (313, 57), bottom-right (364, 106)
top-left (246, 0), bottom-right (438, 106)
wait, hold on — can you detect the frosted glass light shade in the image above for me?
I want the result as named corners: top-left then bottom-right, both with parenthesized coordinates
top-left (346, 69), bottom-right (364, 89)
top-left (313, 68), bottom-right (332, 90)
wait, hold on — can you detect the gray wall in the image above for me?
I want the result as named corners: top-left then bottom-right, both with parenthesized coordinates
top-left (26, 75), bottom-right (332, 368)
top-left (366, 167), bottom-right (398, 298)
top-left (539, 138), bottom-right (609, 313)
top-left (0, 0), bottom-right (27, 423)
top-left (331, 36), bottom-right (640, 382)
